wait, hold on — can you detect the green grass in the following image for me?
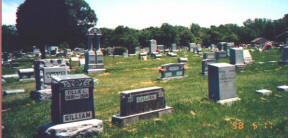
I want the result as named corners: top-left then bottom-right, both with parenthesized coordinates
top-left (2, 49), bottom-right (288, 137)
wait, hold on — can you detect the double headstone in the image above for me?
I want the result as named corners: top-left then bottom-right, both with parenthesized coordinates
top-left (216, 51), bottom-right (227, 59)
top-left (112, 86), bottom-right (172, 127)
top-left (203, 52), bottom-right (216, 60)
top-left (158, 63), bottom-right (187, 80)
top-left (278, 46), bottom-right (288, 65)
top-left (208, 63), bottom-right (240, 105)
top-left (30, 59), bottom-right (70, 101)
top-left (84, 27), bottom-right (106, 74)
top-left (230, 48), bottom-right (246, 70)
top-left (38, 74), bottom-right (103, 137)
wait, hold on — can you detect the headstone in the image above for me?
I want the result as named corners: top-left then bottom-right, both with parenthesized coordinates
top-left (216, 51), bottom-right (227, 59)
top-left (149, 39), bottom-right (157, 54)
top-left (107, 47), bottom-right (114, 55)
top-left (141, 56), bottom-right (147, 61)
top-left (230, 48), bottom-right (246, 70)
top-left (112, 86), bottom-right (173, 127)
top-left (84, 27), bottom-right (106, 74)
top-left (157, 45), bottom-right (164, 53)
top-left (70, 57), bottom-right (79, 61)
top-left (135, 47), bottom-right (141, 53)
top-left (18, 68), bottom-right (35, 82)
top-left (154, 54), bottom-right (162, 59)
top-left (255, 89), bottom-right (272, 95)
top-left (177, 58), bottom-right (188, 63)
top-left (123, 52), bottom-right (129, 58)
top-left (129, 54), bottom-right (137, 57)
top-left (38, 74), bottom-right (103, 137)
top-left (79, 59), bottom-right (85, 66)
top-left (2, 74), bottom-right (19, 79)
top-left (158, 63), bottom-right (187, 80)
top-left (200, 59), bottom-right (216, 75)
top-left (138, 53), bottom-right (147, 59)
top-left (203, 52), bottom-right (216, 60)
top-left (208, 63), bottom-right (240, 105)
top-left (167, 52), bottom-right (177, 57)
top-left (188, 43), bottom-right (196, 52)
top-left (3, 89), bottom-right (25, 96)
top-left (196, 44), bottom-right (202, 54)
top-left (30, 59), bottom-right (70, 101)
top-left (64, 49), bottom-right (72, 56)
top-left (171, 43), bottom-right (176, 52)
top-left (224, 42), bottom-right (235, 56)
top-left (278, 46), bottom-right (288, 65)
top-left (243, 50), bottom-right (254, 64)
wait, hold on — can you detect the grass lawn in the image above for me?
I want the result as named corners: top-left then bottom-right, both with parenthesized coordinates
top-left (2, 49), bottom-right (288, 137)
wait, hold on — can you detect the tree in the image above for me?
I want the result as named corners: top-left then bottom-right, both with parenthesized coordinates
top-left (16, 0), bottom-right (97, 58)
top-left (111, 25), bottom-right (139, 48)
top-left (2, 25), bottom-right (25, 52)
top-left (179, 28), bottom-right (195, 46)
top-left (159, 23), bottom-right (177, 47)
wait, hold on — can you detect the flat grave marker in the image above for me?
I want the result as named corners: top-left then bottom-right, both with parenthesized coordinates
top-left (158, 63), bottom-right (187, 80)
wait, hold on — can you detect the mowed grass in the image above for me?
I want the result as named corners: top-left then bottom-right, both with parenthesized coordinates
top-left (2, 49), bottom-right (288, 137)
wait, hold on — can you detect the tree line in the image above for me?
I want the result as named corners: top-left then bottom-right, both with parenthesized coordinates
top-left (2, 0), bottom-right (288, 53)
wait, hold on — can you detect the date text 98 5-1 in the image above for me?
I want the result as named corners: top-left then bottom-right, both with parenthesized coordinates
top-left (230, 121), bottom-right (273, 130)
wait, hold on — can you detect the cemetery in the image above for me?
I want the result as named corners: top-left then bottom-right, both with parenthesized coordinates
top-left (1, 2), bottom-right (288, 136)
top-left (2, 45), bottom-right (288, 137)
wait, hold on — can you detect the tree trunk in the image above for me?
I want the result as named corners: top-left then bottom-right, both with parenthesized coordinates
top-left (39, 45), bottom-right (46, 59)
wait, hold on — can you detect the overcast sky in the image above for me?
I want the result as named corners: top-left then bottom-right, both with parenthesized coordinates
top-left (2, 0), bottom-right (288, 29)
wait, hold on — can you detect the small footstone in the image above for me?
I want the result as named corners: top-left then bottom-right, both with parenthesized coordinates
top-left (277, 85), bottom-right (288, 92)
top-left (255, 89), bottom-right (272, 95)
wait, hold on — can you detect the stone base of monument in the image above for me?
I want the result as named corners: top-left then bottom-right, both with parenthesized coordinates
top-left (30, 89), bottom-right (52, 101)
top-left (278, 60), bottom-right (288, 65)
top-left (217, 97), bottom-right (241, 106)
top-left (86, 69), bottom-right (106, 74)
top-left (112, 106), bottom-right (173, 127)
top-left (157, 75), bottom-right (188, 81)
top-left (38, 119), bottom-right (103, 137)
top-left (19, 78), bottom-right (35, 82)
top-left (235, 64), bottom-right (247, 70)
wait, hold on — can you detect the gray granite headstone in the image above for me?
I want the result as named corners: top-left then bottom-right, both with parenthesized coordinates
top-left (278, 46), bottom-right (288, 65)
top-left (230, 48), bottom-right (246, 70)
top-left (208, 63), bottom-right (240, 105)
top-left (18, 68), bottom-right (35, 81)
top-left (149, 39), bottom-right (157, 54)
top-left (112, 86), bottom-right (172, 127)
top-left (200, 59), bottom-right (216, 75)
top-left (216, 51), bottom-right (227, 59)
top-left (3, 89), bottom-right (25, 96)
top-left (171, 44), bottom-right (176, 52)
top-left (188, 43), bottom-right (196, 52)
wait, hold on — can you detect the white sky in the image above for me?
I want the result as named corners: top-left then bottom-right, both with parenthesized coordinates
top-left (2, 0), bottom-right (288, 29)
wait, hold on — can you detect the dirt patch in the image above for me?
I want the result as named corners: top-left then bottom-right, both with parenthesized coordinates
top-left (98, 73), bottom-right (112, 76)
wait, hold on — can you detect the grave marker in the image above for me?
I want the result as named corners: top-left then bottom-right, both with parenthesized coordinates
top-left (112, 86), bottom-right (172, 127)
top-left (208, 63), bottom-right (240, 105)
top-left (158, 63), bottom-right (187, 80)
top-left (200, 59), bottom-right (216, 75)
top-left (278, 46), bottom-right (288, 65)
top-left (230, 48), bottom-right (246, 70)
top-left (203, 52), bottom-right (216, 60)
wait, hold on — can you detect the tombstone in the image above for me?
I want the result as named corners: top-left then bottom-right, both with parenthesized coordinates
top-left (138, 53), bottom-right (147, 59)
top-left (177, 58), bottom-right (188, 63)
top-left (203, 52), bottom-right (216, 60)
top-left (79, 59), bottom-right (85, 66)
top-left (224, 42), bottom-right (235, 56)
top-left (188, 43), bottom-right (196, 52)
top-left (158, 63), bottom-right (187, 80)
top-left (230, 48), bottom-right (246, 70)
top-left (210, 44), bottom-right (216, 51)
top-left (129, 54), bottom-right (137, 57)
top-left (171, 43), bottom-right (176, 52)
top-left (149, 39), bottom-right (157, 54)
top-left (167, 52), bottom-right (177, 57)
top-left (64, 49), bottom-right (72, 56)
top-left (112, 86), bottom-right (173, 127)
top-left (2, 52), bottom-right (10, 66)
top-left (164, 49), bottom-right (169, 53)
top-left (123, 52), bottom-right (129, 58)
top-left (107, 47), bottom-right (114, 55)
top-left (243, 50), bottom-right (254, 64)
top-left (2, 74), bottom-right (19, 79)
top-left (278, 46), bottom-right (288, 65)
top-left (154, 54), bottom-right (162, 59)
top-left (18, 68), bottom-right (35, 82)
top-left (157, 45), bottom-right (164, 53)
top-left (3, 89), bottom-right (25, 96)
top-left (217, 42), bottom-right (226, 51)
top-left (255, 89), bottom-right (272, 95)
top-left (142, 56), bottom-right (147, 61)
top-left (200, 59), bottom-right (216, 75)
top-left (208, 63), bottom-right (240, 105)
top-left (135, 47), bottom-right (141, 53)
top-left (277, 85), bottom-right (288, 92)
top-left (30, 59), bottom-right (70, 101)
top-left (196, 44), bottom-right (202, 54)
top-left (84, 27), bottom-right (106, 74)
top-left (128, 45), bottom-right (136, 54)
top-left (216, 51), bottom-right (227, 59)
top-left (38, 74), bottom-right (103, 137)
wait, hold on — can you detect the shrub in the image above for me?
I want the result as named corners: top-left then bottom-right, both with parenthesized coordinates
top-left (113, 47), bottom-right (127, 55)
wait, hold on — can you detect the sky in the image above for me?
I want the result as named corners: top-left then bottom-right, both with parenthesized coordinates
top-left (2, 0), bottom-right (288, 29)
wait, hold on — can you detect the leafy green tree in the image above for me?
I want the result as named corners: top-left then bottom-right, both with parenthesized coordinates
top-left (111, 25), bottom-right (139, 48)
top-left (16, 0), bottom-right (97, 58)
top-left (159, 23), bottom-right (177, 47)
top-left (2, 25), bottom-right (25, 52)
top-left (100, 27), bottom-right (114, 48)
top-left (179, 28), bottom-right (195, 46)
top-left (190, 23), bottom-right (201, 37)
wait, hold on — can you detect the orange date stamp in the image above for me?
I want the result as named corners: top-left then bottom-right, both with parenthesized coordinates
top-left (230, 121), bottom-right (273, 130)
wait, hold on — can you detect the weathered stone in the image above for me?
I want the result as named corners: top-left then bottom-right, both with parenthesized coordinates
top-left (3, 89), bottom-right (25, 96)
top-left (255, 89), bottom-right (272, 95)
top-left (177, 58), bottom-right (188, 63)
top-left (30, 89), bottom-right (52, 101)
